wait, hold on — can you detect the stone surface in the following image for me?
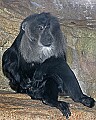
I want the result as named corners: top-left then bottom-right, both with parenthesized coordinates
top-left (0, 91), bottom-right (96, 120)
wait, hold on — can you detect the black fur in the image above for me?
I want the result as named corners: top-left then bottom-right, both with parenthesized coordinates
top-left (2, 12), bottom-right (95, 119)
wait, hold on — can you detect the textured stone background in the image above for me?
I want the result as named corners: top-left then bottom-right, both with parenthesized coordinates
top-left (0, 0), bottom-right (96, 119)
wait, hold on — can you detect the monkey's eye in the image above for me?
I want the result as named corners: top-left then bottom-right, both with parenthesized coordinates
top-left (38, 25), bottom-right (44, 31)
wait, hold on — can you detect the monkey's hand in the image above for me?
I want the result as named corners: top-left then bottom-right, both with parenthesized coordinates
top-left (33, 63), bottom-right (48, 81)
top-left (32, 63), bottom-right (48, 89)
top-left (33, 57), bottom-right (53, 83)
top-left (33, 57), bottom-right (56, 81)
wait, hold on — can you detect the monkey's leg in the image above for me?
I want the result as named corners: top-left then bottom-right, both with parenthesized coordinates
top-left (42, 77), bottom-right (71, 119)
top-left (51, 60), bottom-right (95, 108)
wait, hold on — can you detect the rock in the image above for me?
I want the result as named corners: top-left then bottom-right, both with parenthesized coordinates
top-left (0, 91), bottom-right (96, 120)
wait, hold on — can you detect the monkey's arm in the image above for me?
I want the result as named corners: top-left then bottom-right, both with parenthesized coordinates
top-left (2, 47), bottom-right (34, 93)
top-left (2, 48), bottom-right (21, 91)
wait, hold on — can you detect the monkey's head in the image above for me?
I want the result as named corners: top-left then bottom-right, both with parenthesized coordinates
top-left (20, 12), bottom-right (66, 63)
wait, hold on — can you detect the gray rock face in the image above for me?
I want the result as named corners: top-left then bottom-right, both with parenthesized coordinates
top-left (0, 0), bottom-right (96, 98)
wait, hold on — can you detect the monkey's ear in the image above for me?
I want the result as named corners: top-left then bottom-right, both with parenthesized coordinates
top-left (22, 22), bottom-right (27, 31)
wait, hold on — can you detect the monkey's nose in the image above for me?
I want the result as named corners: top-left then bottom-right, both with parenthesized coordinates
top-left (40, 38), bottom-right (52, 47)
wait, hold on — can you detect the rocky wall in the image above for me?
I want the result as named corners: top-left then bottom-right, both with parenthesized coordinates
top-left (0, 0), bottom-right (96, 99)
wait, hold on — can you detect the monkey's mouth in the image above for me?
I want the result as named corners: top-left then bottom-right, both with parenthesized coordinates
top-left (38, 46), bottom-right (55, 62)
top-left (41, 46), bottom-right (53, 56)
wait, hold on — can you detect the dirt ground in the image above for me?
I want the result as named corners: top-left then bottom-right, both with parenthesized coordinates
top-left (0, 90), bottom-right (96, 120)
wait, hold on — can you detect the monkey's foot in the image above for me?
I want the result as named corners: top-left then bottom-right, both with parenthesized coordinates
top-left (57, 101), bottom-right (71, 119)
top-left (42, 99), bottom-right (71, 119)
top-left (81, 96), bottom-right (95, 108)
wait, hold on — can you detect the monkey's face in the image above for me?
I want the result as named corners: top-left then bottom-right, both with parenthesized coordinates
top-left (22, 13), bottom-right (60, 48)
top-left (20, 13), bottom-right (63, 63)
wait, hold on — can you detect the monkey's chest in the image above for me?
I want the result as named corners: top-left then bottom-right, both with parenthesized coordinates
top-left (19, 58), bottom-right (40, 79)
